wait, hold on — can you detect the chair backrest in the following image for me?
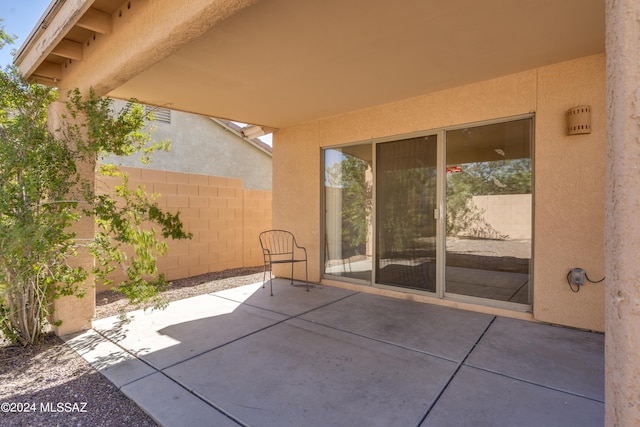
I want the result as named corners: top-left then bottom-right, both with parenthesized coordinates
top-left (259, 230), bottom-right (297, 256)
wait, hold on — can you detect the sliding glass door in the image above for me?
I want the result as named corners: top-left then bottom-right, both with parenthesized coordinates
top-left (323, 116), bottom-right (533, 309)
top-left (376, 135), bottom-right (438, 292)
top-left (445, 119), bottom-right (532, 305)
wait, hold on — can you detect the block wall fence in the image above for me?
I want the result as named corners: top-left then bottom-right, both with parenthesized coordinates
top-left (96, 166), bottom-right (272, 292)
top-left (471, 194), bottom-right (531, 240)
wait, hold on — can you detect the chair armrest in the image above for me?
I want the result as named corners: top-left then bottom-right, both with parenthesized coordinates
top-left (293, 240), bottom-right (308, 260)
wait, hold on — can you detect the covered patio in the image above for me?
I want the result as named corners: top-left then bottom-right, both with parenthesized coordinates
top-left (65, 280), bottom-right (604, 426)
top-left (14, 0), bottom-right (640, 424)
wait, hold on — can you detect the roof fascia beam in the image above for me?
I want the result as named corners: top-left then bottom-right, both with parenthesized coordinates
top-left (51, 39), bottom-right (83, 61)
top-left (32, 60), bottom-right (63, 82)
top-left (57, 0), bottom-right (258, 96)
top-left (14, 0), bottom-right (94, 78)
top-left (76, 8), bottom-right (112, 34)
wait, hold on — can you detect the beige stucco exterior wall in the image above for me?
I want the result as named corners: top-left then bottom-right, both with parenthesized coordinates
top-left (48, 101), bottom-right (96, 335)
top-left (534, 55), bottom-right (606, 331)
top-left (274, 54), bottom-right (605, 331)
top-left (97, 166), bottom-right (271, 292)
top-left (605, 0), bottom-right (640, 424)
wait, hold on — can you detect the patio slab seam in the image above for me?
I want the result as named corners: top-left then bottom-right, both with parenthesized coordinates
top-left (460, 363), bottom-right (606, 403)
top-left (293, 315), bottom-right (469, 365)
top-left (208, 280), bottom-right (310, 304)
top-left (89, 299), bottom-right (298, 374)
top-left (89, 327), bottom-right (249, 426)
top-left (119, 373), bottom-right (246, 427)
top-left (164, 377), bottom-right (250, 427)
top-left (507, 280), bottom-right (529, 301)
top-left (90, 327), bottom-right (161, 389)
top-left (208, 282), bottom-right (361, 317)
top-left (155, 289), bottom-right (363, 371)
top-left (417, 316), bottom-right (498, 425)
top-left (158, 316), bottom-right (294, 371)
top-left (272, 286), bottom-right (499, 365)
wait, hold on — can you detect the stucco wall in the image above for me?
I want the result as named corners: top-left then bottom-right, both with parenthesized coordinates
top-left (605, 0), bottom-right (640, 423)
top-left (534, 55), bottom-right (606, 331)
top-left (102, 103), bottom-right (272, 191)
top-left (48, 101), bottom-right (96, 335)
top-left (273, 54), bottom-right (605, 331)
top-left (97, 166), bottom-right (271, 292)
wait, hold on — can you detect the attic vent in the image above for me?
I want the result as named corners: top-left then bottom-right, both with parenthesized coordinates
top-left (145, 106), bottom-right (171, 124)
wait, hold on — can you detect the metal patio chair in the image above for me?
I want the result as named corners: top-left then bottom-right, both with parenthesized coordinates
top-left (259, 229), bottom-right (309, 295)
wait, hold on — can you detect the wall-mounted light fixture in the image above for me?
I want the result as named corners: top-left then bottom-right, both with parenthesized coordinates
top-left (567, 105), bottom-right (591, 136)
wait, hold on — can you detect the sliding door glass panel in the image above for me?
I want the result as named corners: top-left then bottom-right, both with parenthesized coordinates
top-left (376, 135), bottom-right (437, 292)
top-left (445, 119), bottom-right (532, 304)
top-left (323, 146), bottom-right (373, 282)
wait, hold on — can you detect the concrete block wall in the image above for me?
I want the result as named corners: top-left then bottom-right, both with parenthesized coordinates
top-left (95, 166), bottom-right (271, 291)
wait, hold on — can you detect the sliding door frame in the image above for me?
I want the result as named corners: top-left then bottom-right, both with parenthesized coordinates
top-left (321, 113), bottom-right (534, 313)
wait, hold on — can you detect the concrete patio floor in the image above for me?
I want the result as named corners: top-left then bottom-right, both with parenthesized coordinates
top-left (64, 280), bottom-right (604, 427)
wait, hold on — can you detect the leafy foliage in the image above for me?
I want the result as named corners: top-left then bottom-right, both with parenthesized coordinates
top-left (0, 64), bottom-right (191, 345)
top-left (446, 159), bottom-right (531, 238)
top-left (0, 19), bottom-right (15, 51)
top-left (325, 154), bottom-right (371, 252)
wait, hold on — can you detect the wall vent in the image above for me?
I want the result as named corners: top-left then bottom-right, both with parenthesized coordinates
top-left (145, 106), bottom-right (171, 124)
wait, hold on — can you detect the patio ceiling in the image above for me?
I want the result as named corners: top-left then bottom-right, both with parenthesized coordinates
top-left (17, 0), bottom-right (604, 129)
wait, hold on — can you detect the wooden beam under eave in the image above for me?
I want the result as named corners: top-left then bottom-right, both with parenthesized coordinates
top-left (51, 39), bottom-right (83, 61)
top-left (76, 8), bottom-right (111, 34)
top-left (30, 76), bottom-right (58, 87)
top-left (31, 61), bottom-right (63, 85)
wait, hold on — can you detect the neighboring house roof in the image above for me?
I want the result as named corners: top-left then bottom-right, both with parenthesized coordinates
top-left (102, 102), bottom-right (273, 191)
top-left (212, 119), bottom-right (272, 157)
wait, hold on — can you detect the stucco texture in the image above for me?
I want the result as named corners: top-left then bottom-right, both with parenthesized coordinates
top-left (605, 0), bottom-right (640, 424)
top-left (102, 104), bottom-right (272, 191)
top-left (273, 54), bottom-right (605, 331)
top-left (48, 101), bottom-right (96, 335)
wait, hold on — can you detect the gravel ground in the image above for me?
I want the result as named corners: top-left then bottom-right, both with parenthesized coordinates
top-left (0, 267), bottom-right (263, 427)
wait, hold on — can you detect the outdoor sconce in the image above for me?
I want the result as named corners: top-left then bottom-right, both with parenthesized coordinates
top-left (567, 105), bottom-right (591, 136)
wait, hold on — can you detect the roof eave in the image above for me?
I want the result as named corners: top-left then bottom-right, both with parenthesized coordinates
top-left (15, 0), bottom-right (94, 83)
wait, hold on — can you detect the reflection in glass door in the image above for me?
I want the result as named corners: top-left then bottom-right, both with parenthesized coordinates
top-left (445, 119), bottom-right (532, 304)
top-left (376, 135), bottom-right (438, 292)
top-left (323, 146), bottom-right (373, 282)
top-left (322, 117), bottom-right (533, 310)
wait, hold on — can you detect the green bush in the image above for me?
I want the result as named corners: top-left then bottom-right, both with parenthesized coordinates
top-left (0, 64), bottom-right (190, 345)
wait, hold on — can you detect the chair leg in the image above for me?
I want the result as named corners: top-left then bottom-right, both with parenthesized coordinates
top-left (305, 261), bottom-right (309, 292)
top-left (263, 262), bottom-right (275, 296)
top-left (269, 266), bottom-right (274, 296)
top-left (262, 263), bottom-right (267, 289)
top-left (290, 262), bottom-right (294, 286)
